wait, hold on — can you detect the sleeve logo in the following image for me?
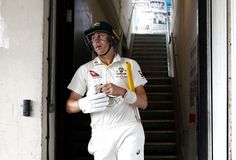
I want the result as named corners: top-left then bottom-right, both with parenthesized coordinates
top-left (138, 70), bottom-right (144, 78)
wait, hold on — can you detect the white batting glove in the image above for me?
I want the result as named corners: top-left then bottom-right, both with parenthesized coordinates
top-left (78, 93), bottom-right (109, 114)
top-left (123, 90), bottom-right (137, 104)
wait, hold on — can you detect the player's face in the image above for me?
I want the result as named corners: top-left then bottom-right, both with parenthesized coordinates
top-left (91, 32), bottom-right (110, 55)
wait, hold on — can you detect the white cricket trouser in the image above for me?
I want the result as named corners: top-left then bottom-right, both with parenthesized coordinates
top-left (88, 121), bottom-right (145, 160)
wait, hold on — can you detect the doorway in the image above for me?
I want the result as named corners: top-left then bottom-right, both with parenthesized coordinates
top-left (47, 0), bottom-right (220, 160)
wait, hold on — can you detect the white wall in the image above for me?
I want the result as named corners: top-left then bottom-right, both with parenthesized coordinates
top-left (87, 0), bottom-right (106, 22)
top-left (112, 0), bottom-right (133, 45)
top-left (0, 0), bottom-right (48, 160)
top-left (170, 0), bottom-right (198, 159)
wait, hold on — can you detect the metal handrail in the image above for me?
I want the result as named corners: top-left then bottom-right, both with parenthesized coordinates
top-left (166, 10), bottom-right (184, 160)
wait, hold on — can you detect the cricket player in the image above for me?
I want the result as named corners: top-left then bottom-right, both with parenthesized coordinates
top-left (66, 21), bottom-right (148, 160)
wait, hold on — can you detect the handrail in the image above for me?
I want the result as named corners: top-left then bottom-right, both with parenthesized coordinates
top-left (167, 31), bottom-right (185, 160)
top-left (166, 11), bottom-right (174, 77)
top-left (165, 6), bottom-right (184, 160)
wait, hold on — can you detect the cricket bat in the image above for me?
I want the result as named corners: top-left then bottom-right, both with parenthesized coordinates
top-left (125, 62), bottom-right (141, 122)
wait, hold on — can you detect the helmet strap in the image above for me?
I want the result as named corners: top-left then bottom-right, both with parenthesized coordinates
top-left (97, 43), bottom-right (112, 56)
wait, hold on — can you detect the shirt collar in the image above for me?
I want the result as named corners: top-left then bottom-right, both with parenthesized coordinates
top-left (92, 54), bottom-right (121, 66)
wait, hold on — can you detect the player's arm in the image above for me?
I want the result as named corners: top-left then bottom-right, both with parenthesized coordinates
top-left (133, 85), bottom-right (148, 110)
top-left (66, 91), bottom-right (82, 113)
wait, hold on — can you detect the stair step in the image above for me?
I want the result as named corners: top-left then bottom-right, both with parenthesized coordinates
top-left (134, 33), bottom-right (166, 37)
top-left (143, 71), bottom-right (169, 77)
top-left (142, 66), bottom-right (168, 72)
top-left (148, 100), bottom-right (174, 110)
top-left (145, 142), bottom-right (177, 155)
top-left (134, 37), bottom-right (166, 41)
top-left (138, 58), bottom-right (167, 62)
top-left (132, 51), bottom-right (167, 56)
top-left (134, 36), bottom-right (166, 40)
top-left (133, 54), bottom-right (167, 59)
top-left (140, 109), bottom-right (174, 120)
top-left (134, 57), bottom-right (167, 62)
top-left (139, 62), bottom-right (168, 66)
top-left (145, 130), bottom-right (176, 142)
top-left (146, 77), bottom-right (172, 85)
top-left (133, 48), bottom-right (167, 53)
top-left (147, 92), bottom-right (173, 101)
top-left (145, 84), bottom-right (172, 92)
top-left (134, 43), bottom-right (166, 46)
top-left (140, 63), bottom-right (168, 69)
top-left (142, 120), bottom-right (175, 130)
top-left (134, 36), bottom-right (166, 43)
top-left (133, 44), bottom-right (166, 48)
top-left (134, 38), bottom-right (166, 42)
top-left (144, 155), bottom-right (178, 160)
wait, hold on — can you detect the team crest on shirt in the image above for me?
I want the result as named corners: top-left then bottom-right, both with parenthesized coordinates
top-left (89, 70), bottom-right (101, 78)
top-left (116, 67), bottom-right (127, 78)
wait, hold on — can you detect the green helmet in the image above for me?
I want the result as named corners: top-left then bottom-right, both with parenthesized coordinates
top-left (84, 21), bottom-right (119, 51)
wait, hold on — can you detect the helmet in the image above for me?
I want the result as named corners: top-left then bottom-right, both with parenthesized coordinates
top-left (84, 21), bottom-right (119, 51)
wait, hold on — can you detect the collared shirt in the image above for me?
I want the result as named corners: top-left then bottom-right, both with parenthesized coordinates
top-left (68, 54), bottom-right (147, 128)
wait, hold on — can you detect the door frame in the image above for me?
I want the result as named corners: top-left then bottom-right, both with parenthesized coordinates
top-left (198, 0), bottom-right (213, 159)
top-left (211, 0), bottom-right (228, 159)
top-left (198, 0), bottom-right (228, 159)
top-left (231, 0), bottom-right (236, 159)
top-left (47, 0), bottom-right (57, 159)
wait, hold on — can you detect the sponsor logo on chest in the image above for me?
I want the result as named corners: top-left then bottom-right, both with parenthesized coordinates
top-left (116, 67), bottom-right (127, 78)
top-left (89, 67), bottom-right (128, 79)
top-left (89, 70), bottom-right (102, 78)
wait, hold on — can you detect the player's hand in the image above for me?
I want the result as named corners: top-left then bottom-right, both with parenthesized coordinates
top-left (100, 83), bottom-right (137, 104)
top-left (100, 83), bottom-right (126, 97)
top-left (78, 93), bottom-right (109, 114)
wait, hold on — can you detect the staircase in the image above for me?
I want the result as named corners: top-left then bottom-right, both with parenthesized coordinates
top-left (131, 34), bottom-right (178, 160)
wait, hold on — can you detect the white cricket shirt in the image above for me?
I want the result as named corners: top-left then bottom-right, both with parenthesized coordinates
top-left (68, 54), bottom-right (147, 129)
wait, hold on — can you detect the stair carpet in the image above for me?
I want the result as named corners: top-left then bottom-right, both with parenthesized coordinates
top-left (131, 34), bottom-right (178, 160)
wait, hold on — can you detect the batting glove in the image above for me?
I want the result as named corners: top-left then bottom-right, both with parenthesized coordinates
top-left (78, 93), bottom-right (109, 114)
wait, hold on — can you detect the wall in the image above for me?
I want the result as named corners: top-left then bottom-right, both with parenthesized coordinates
top-left (112, 0), bottom-right (134, 45)
top-left (170, 0), bottom-right (198, 159)
top-left (0, 0), bottom-right (48, 160)
top-left (87, 0), bottom-right (106, 23)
